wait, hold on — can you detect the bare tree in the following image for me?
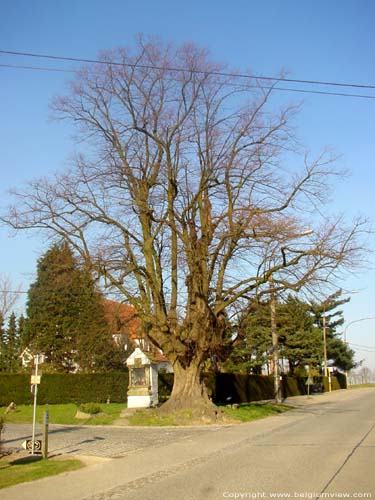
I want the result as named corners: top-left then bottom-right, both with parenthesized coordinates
top-left (1, 38), bottom-right (367, 414)
top-left (0, 274), bottom-right (21, 318)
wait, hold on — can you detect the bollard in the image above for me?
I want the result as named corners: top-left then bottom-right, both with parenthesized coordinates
top-left (42, 410), bottom-right (49, 459)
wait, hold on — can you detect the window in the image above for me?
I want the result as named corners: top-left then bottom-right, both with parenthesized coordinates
top-left (131, 367), bottom-right (146, 386)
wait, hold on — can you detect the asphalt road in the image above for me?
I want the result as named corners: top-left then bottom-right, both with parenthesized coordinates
top-left (3, 420), bottom-right (209, 458)
top-left (2, 389), bottom-right (375, 500)
top-left (86, 389), bottom-right (375, 500)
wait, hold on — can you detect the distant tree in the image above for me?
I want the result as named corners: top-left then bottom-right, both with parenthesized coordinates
top-left (26, 241), bottom-right (124, 372)
top-left (17, 314), bottom-right (28, 349)
top-left (0, 313), bottom-right (6, 372)
top-left (225, 300), bottom-right (271, 374)
top-left (0, 274), bottom-right (21, 319)
top-left (278, 296), bottom-right (322, 374)
top-left (6, 312), bottom-right (21, 372)
top-left (327, 336), bottom-right (356, 372)
top-left (226, 295), bottom-right (323, 375)
top-left (0, 312), bottom-right (21, 372)
top-left (310, 290), bottom-right (356, 372)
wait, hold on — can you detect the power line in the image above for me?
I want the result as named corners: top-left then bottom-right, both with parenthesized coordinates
top-left (349, 342), bottom-right (375, 351)
top-left (1, 49), bottom-right (375, 99)
top-left (1, 48), bottom-right (375, 89)
top-left (0, 289), bottom-right (124, 298)
top-left (2, 61), bottom-right (374, 99)
top-left (0, 62), bottom-right (72, 73)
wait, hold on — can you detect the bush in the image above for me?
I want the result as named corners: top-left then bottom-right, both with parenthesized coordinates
top-left (79, 403), bottom-right (102, 414)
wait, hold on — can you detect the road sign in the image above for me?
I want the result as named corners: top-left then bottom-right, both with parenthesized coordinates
top-left (22, 439), bottom-right (42, 452)
top-left (31, 375), bottom-right (41, 385)
top-left (305, 376), bottom-right (314, 386)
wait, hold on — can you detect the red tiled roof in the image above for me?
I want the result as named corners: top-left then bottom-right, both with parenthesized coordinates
top-left (102, 299), bottom-right (142, 339)
top-left (103, 299), bottom-right (171, 365)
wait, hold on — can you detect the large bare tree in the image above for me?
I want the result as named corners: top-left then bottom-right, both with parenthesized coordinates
top-left (1, 38), bottom-right (366, 414)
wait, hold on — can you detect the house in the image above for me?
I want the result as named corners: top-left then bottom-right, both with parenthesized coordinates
top-left (19, 347), bottom-right (34, 367)
top-left (102, 299), bottom-right (173, 373)
top-left (20, 299), bottom-right (173, 373)
top-left (19, 348), bottom-right (46, 368)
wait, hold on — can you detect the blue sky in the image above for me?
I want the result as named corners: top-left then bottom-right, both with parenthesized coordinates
top-left (0, 0), bottom-right (374, 369)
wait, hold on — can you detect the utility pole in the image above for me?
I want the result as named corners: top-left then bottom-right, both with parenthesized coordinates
top-left (270, 276), bottom-right (281, 403)
top-left (323, 315), bottom-right (328, 378)
top-left (31, 356), bottom-right (39, 455)
top-left (322, 315), bottom-right (332, 392)
top-left (30, 353), bottom-right (44, 455)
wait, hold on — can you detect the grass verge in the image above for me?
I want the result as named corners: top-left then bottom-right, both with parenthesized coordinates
top-left (348, 383), bottom-right (375, 390)
top-left (221, 402), bottom-right (291, 422)
top-left (0, 456), bottom-right (84, 489)
top-left (127, 402), bottom-right (290, 426)
top-left (1, 403), bottom-right (126, 426)
top-left (1, 402), bottom-right (291, 426)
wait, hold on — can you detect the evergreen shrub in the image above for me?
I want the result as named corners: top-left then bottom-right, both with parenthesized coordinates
top-left (282, 376), bottom-right (307, 398)
top-left (322, 374), bottom-right (346, 392)
top-left (334, 372), bottom-right (347, 389)
top-left (79, 403), bottom-right (102, 414)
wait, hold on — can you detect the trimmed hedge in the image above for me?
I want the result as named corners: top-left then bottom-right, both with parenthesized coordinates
top-left (159, 372), bottom-right (346, 405)
top-left (322, 373), bottom-right (347, 392)
top-left (213, 373), bottom-right (274, 404)
top-left (0, 371), bottom-right (347, 407)
top-left (0, 372), bottom-right (128, 406)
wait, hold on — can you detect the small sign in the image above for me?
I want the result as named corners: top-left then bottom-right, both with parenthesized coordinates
top-left (305, 376), bottom-right (314, 386)
top-left (31, 375), bottom-right (41, 385)
top-left (22, 439), bottom-right (42, 452)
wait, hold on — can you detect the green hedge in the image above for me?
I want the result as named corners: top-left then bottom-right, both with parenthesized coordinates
top-left (322, 373), bottom-right (347, 392)
top-left (0, 371), bottom-right (347, 407)
top-left (213, 373), bottom-right (274, 404)
top-left (159, 373), bottom-right (346, 405)
top-left (0, 372), bottom-right (128, 406)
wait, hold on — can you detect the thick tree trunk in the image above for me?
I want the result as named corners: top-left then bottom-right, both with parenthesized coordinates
top-left (160, 360), bottom-right (216, 415)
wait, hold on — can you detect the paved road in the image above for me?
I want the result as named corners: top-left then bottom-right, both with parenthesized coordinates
top-left (2, 389), bottom-right (375, 500)
top-left (3, 421), bottom-right (209, 459)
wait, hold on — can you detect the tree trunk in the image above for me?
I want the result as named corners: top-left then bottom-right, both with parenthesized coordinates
top-left (160, 360), bottom-right (216, 416)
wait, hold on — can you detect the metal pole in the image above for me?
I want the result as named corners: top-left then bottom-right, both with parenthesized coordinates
top-left (270, 278), bottom-right (281, 403)
top-left (323, 315), bottom-right (328, 378)
top-left (322, 316), bottom-right (332, 392)
top-left (31, 357), bottom-right (38, 455)
top-left (43, 410), bottom-right (49, 459)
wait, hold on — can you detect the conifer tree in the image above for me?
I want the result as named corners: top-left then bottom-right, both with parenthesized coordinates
top-left (277, 296), bottom-right (322, 374)
top-left (0, 313), bottom-right (6, 372)
top-left (26, 241), bottom-right (124, 372)
top-left (17, 314), bottom-right (28, 350)
top-left (310, 291), bottom-right (356, 372)
top-left (6, 312), bottom-right (21, 372)
top-left (225, 300), bottom-right (271, 374)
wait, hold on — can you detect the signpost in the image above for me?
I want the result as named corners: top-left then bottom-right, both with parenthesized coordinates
top-left (305, 376), bottom-right (313, 398)
top-left (22, 439), bottom-right (42, 452)
top-left (30, 354), bottom-right (44, 455)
